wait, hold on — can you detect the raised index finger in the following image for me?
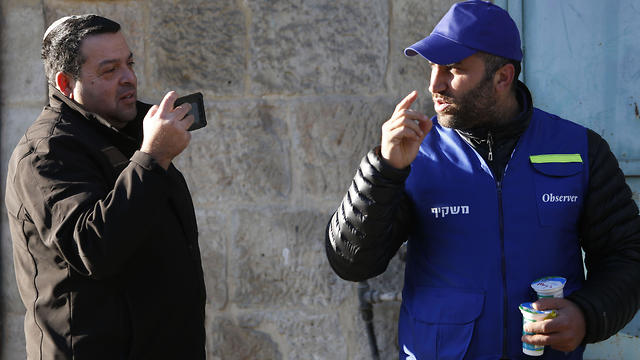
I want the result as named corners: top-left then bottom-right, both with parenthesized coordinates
top-left (157, 91), bottom-right (178, 116)
top-left (395, 91), bottom-right (418, 111)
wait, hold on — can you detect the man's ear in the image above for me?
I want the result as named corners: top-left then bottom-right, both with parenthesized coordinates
top-left (493, 63), bottom-right (515, 93)
top-left (54, 72), bottom-right (75, 98)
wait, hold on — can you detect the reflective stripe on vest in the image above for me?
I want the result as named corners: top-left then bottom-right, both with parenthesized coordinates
top-left (530, 154), bottom-right (583, 163)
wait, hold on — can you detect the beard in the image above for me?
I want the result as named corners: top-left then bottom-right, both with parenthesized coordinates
top-left (433, 75), bottom-right (502, 130)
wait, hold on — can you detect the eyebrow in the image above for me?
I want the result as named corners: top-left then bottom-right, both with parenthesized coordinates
top-left (428, 61), bottom-right (460, 67)
top-left (98, 52), bottom-right (134, 68)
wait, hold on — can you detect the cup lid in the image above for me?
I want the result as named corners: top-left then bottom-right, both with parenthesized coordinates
top-left (531, 276), bottom-right (566, 293)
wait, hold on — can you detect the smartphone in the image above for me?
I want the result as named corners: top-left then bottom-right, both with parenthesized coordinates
top-left (174, 92), bottom-right (207, 131)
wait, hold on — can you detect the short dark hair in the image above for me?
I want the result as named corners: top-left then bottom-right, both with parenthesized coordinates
top-left (478, 51), bottom-right (521, 89)
top-left (42, 14), bottom-right (121, 83)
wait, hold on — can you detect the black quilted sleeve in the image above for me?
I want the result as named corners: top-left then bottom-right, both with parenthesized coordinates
top-left (567, 129), bottom-right (640, 343)
top-left (325, 147), bottom-right (414, 282)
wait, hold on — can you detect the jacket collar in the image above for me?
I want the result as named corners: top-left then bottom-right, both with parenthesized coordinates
top-left (48, 84), bottom-right (149, 143)
top-left (49, 84), bottom-right (117, 130)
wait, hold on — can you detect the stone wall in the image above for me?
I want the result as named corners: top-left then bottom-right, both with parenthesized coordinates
top-left (0, 0), bottom-right (456, 359)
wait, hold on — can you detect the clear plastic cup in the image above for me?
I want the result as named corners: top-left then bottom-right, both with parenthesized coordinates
top-left (519, 302), bottom-right (558, 356)
top-left (531, 276), bottom-right (566, 299)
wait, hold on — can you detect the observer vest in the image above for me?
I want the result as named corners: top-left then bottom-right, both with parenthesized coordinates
top-left (399, 109), bottom-right (588, 359)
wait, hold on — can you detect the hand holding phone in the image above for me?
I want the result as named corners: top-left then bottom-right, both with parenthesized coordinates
top-left (174, 92), bottom-right (207, 131)
top-left (141, 91), bottom-right (194, 169)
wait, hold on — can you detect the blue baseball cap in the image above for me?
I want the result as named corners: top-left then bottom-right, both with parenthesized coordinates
top-left (404, 0), bottom-right (522, 65)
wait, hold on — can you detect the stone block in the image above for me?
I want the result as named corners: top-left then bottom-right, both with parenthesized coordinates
top-left (361, 246), bottom-right (404, 358)
top-left (387, 0), bottom-right (459, 115)
top-left (0, 311), bottom-right (27, 360)
top-left (342, 299), bottom-right (401, 360)
top-left (148, 1), bottom-right (245, 97)
top-left (1, 4), bottom-right (46, 105)
top-left (290, 96), bottom-right (394, 201)
top-left (195, 209), bottom-right (227, 310)
top-left (333, 256), bottom-right (402, 360)
top-left (209, 317), bottom-right (282, 360)
top-left (229, 208), bottom-right (350, 308)
top-left (174, 99), bottom-right (291, 205)
top-left (234, 310), bottom-right (348, 360)
top-left (246, 0), bottom-right (388, 95)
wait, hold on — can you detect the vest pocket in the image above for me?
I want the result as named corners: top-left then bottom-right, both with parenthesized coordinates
top-left (401, 287), bottom-right (484, 360)
top-left (531, 161), bottom-right (584, 229)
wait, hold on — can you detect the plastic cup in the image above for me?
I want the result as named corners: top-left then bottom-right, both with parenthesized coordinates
top-left (531, 276), bottom-right (566, 298)
top-left (519, 302), bottom-right (558, 356)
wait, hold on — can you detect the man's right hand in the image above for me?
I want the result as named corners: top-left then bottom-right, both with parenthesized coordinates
top-left (380, 91), bottom-right (432, 169)
top-left (140, 91), bottom-right (195, 170)
top-left (380, 90), bottom-right (433, 169)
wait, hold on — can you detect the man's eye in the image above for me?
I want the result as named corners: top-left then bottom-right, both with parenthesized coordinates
top-left (128, 61), bottom-right (135, 67)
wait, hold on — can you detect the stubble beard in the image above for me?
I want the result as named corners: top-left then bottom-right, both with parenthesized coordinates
top-left (434, 75), bottom-right (501, 131)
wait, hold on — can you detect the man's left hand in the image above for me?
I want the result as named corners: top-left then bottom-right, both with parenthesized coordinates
top-left (522, 298), bottom-right (586, 352)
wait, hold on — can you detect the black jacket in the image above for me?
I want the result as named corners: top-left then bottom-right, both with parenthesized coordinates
top-left (326, 83), bottom-right (640, 344)
top-left (5, 86), bottom-right (206, 359)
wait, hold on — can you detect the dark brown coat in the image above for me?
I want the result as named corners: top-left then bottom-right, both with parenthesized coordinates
top-left (5, 86), bottom-right (206, 359)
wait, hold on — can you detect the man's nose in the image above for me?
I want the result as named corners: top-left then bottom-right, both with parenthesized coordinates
top-left (428, 67), bottom-right (447, 94)
top-left (120, 67), bottom-right (137, 86)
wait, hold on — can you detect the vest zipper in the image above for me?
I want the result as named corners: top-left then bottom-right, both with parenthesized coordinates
top-left (487, 130), bottom-right (505, 356)
top-left (461, 129), bottom-right (512, 357)
top-left (487, 132), bottom-right (494, 162)
top-left (497, 179), bottom-right (508, 358)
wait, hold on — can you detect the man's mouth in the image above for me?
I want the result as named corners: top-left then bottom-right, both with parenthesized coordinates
top-left (434, 97), bottom-right (451, 113)
top-left (119, 90), bottom-right (136, 104)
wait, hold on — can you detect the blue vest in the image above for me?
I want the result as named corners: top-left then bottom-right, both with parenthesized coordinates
top-left (399, 109), bottom-right (588, 360)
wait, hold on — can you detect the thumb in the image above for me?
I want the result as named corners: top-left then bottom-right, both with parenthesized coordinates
top-left (531, 298), bottom-right (565, 311)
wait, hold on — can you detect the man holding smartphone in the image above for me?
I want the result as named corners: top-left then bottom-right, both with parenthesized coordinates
top-left (5, 14), bottom-right (206, 359)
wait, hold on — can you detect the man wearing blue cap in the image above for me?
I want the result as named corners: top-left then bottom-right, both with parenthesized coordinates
top-left (325, 1), bottom-right (640, 359)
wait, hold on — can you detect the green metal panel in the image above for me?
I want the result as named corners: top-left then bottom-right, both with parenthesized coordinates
top-left (498, 0), bottom-right (640, 357)
top-left (523, 0), bottom-right (640, 178)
